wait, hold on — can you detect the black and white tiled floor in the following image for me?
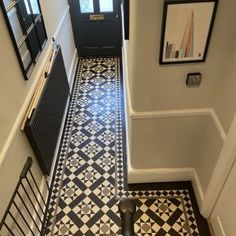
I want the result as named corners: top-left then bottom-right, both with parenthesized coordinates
top-left (45, 57), bottom-right (209, 235)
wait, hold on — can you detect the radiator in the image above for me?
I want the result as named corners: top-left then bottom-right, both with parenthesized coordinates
top-left (25, 46), bottom-right (70, 176)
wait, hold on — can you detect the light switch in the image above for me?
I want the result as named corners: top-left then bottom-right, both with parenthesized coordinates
top-left (186, 73), bottom-right (202, 87)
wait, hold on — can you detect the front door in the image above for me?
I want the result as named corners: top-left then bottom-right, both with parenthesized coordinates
top-left (69, 0), bottom-right (122, 56)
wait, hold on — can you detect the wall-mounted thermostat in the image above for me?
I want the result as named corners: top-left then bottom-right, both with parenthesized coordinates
top-left (186, 73), bottom-right (202, 87)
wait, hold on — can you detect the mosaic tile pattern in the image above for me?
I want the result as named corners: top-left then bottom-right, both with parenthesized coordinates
top-left (46, 57), bottom-right (200, 235)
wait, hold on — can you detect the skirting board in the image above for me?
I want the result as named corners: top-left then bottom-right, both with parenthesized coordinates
top-left (210, 217), bottom-right (226, 236)
top-left (122, 42), bottom-right (132, 173)
top-left (68, 49), bottom-right (78, 92)
top-left (128, 167), bottom-right (204, 208)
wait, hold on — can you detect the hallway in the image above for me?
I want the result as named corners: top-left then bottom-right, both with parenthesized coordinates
top-left (1, 0), bottom-right (236, 235)
top-left (45, 57), bottom-right (205, 236)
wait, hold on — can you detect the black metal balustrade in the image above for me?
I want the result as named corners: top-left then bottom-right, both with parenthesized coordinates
top-left (119, 198), bottom-right (136, 236)
top-left (1, 158), bottom-right (137, 236)
top-left (0, 157), bottom-right (49, 236)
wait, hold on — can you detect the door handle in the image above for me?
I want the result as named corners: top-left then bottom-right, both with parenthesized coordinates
top-left (90, 14), bottom-right (105, 21)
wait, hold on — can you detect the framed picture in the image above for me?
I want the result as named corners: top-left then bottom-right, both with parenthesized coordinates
top-left (159, 0), bottom-right (218, 64)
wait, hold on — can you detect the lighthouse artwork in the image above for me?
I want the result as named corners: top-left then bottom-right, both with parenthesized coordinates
top-left (160, 0), bottom-right (218, 64)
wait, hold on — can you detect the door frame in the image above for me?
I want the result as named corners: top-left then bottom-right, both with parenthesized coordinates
top-left (121, 0), bottom-right (129, 40)
top-left (201, 114), bottom-right (236, 217)
top-left (68, 0), bottom-right (122, 56)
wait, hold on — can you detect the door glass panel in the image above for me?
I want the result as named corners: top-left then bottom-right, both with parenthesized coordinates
top-left (99, 0), bottom-right (113, 12)
top-left (79, 0), bottom-right (94, 13)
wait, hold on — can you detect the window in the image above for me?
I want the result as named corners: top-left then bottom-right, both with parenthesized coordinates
top-left (0, 0), bottom-right (47, 79)
top-left (78, 0), bottom-right (114, 14)
top-left (24, 0), bottom-right (40, 14)
top-left (79, 0), bottom-right (94, 13)
top-left (99, 0), bottom-right (113, 12)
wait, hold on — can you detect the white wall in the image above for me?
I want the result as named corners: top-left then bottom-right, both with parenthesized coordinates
top-left (0, 0), bottom-right (77, 221)
top-left (194, 115), bottom-right (223, 193)
top-left (213, 42), bottom-right (236, 133)
top-left (40, 0), bottom-right (77, 87)
top-left (128, 113), bottom-right (223, 193)
top-left (208, 24), bottom-right (236, 234)
top-left (131, 115), bottom-right (211, 169)
top-left (210, 160), bottom-right (236, 236)
top-left (127, 0), bottom-right (236, 113)
top-left (123, 0), bottom-right (236, 213)
top-left (125, 0), bottom-right (137, 101)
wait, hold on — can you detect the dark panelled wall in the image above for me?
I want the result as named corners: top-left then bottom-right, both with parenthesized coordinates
top-left (25, 47), bottom-right (70, 176)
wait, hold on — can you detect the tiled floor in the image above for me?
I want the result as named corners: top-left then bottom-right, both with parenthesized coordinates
top-left (45, 57), bottom-right (209, 235)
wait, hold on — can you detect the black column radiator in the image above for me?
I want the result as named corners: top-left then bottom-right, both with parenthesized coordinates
top-left (25, 46), bottom-right (70, 176)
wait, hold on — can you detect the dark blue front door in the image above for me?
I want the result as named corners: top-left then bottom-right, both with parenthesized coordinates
top-left (69, 0), bottom-right (122, 56)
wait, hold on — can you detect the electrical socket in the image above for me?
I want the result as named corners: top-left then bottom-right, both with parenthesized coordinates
top-left (186, 73), bottom-right (202, 87)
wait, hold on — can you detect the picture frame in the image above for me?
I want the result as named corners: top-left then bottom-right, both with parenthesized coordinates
top-left (159, 0), bottom-right (218, 65)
